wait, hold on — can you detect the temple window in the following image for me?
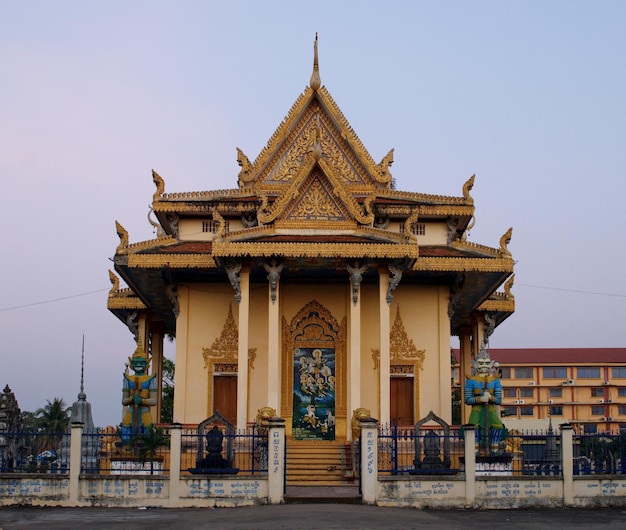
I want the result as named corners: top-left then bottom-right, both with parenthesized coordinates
top-left (519, 406), bottom-right (534, 416)
top-left (549, 388), bottom-right (563, 398)
top-left (543, 367), bottom-right (567, 379)
top-left (618, 388), bottom-right (626, 397)
top-left (590, 388), bottom-right (603, 398)
top-left (591, 405), bottom-right (605, 415)
top-left (500, 367), bottom-right (511, 378)
top-left (549, 406), bottom-right (563, 416)
top-left (618, 405), bottom-right (626, 415)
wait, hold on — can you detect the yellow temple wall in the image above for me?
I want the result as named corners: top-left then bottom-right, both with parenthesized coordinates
top-left (172, 277), bottom-right (451, 425)
top-left (248, 285), bottom-right (269, 419)
top-left (391, 284), bottom-right (452, 423)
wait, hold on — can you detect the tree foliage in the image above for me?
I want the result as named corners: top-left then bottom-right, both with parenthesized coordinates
top-left (160, 357), bottom-right (175, 423)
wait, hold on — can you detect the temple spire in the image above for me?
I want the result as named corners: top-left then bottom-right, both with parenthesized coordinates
top-left (79, 334), bottom-right (86, 399)
top-left (310, 33), bottom-right (321, 91)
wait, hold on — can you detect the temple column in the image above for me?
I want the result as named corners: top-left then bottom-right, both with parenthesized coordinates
top-left (137, 313), bottom-right (150, 351)
top-left (438, 288), bottom-right (452, 421)
top-left (459, 329), bottom-right (472, 424)
top-left (151, 324), bottom-right (164, 423)
top-left (378, 271), bottom-right (391, 425)
top-left (172, 286), bottom-right (189, 423)
top-left (347, 263), bottom-right (365, 434)
top-left (237, 269), bottom-right (251, 430)
top-left (265, 261), bottom-right (283, 412)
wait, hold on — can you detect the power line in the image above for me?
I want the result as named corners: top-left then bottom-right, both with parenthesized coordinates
top-left (516, 283), bottom-right (626, 299)
top-left (0, 288), bottom-right (110, 312)
top-left (1, 282), bottom-right (624, 314)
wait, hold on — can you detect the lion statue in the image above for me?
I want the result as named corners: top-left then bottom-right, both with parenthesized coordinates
top-left (256, 406), bottom-right (277, 435)
top-left (351, 407), bottom-right (371, 441)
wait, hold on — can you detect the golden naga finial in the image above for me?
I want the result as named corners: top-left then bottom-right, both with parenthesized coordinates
top-left (499, 227), bottom-right (513, 255)
top-left (462, 174), bottom-right (475, 204)
top-left (108, 269), bottom-right (120, 296)
top-left (310, 33), bottom-right (321, 91)
top-left (378, 148), bottom-right (394, 184)
top-left (115, 221), bottom-right (129, 253)
top-left (212, 209), bottom-right (226, 241)
top-left (236, 147), bottom-right (253, 188)
top-left (152, 169), bottom-right (165, 201)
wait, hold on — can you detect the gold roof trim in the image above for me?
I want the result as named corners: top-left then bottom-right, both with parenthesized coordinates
top-left (247, 89), bottom-right (314, 181)
top-left (316, 86), bottom-right (390, 185)
top-left (127, 254), bottom-right (217, 269)
top-left (478, 299), bottom-right (515, 312)
top-left (156, 188), bottom-right (258, 204)
top-left (119, 236), bottom-right (178, 255)
top-left (211, 240), bottom-right (419, 259)
top-left (413, 256), bottom-right (514, 273)
top-left (107, 296), bottom-right (147, 310)
top-left (450, 240), bottom-right (502, 257)
top-left (376, 188), bottom-right (472, 206)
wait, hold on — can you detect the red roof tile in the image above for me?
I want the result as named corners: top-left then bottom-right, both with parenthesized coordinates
top-left (452, 348), bottom-right (626, 364)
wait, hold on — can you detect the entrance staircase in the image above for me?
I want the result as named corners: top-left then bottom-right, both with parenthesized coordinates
top-left (285, 440), bottom-right (356, 486)
top-left (285, 440), bottom-right (360, 504)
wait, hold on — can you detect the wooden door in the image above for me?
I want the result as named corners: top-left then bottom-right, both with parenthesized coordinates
top-left (390, 377), bottom-right (414, 426)
top-left (213, 375), bottom-right (238, 426)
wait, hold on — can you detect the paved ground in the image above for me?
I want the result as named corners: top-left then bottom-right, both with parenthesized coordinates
top-left (1, 505), bottom-right (626, 530)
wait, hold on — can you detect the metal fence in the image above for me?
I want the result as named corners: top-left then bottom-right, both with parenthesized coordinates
top-left (377, 426), bottom-right (569, 476)
top-left (81, 427), bottom-right (172, 475)
top-left (0, 430), bottom-right (72, 473)
top-left (573, 430), bottom-right (626, 475)
top-left (180, 425), bottom-right (268, 475)
top-left (506, 429), bottom-right (562, 476)
top-left (378, 425), bottom-right (464, 475)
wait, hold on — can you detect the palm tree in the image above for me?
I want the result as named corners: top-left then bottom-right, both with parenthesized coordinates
top-left (35, 397), bottom-right (70, 457)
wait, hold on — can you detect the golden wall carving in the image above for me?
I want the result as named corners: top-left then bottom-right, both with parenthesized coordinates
top-left (202, 304), bottom-right (257, 417)
top-left (371, 306), bottom-right (425, 423)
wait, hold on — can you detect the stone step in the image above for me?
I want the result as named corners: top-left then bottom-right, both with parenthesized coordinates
top-left (285, 441), bottom-right (356, 486)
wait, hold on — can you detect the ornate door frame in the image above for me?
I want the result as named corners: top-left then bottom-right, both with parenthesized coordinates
top-left (281, 299), bottom-right (347, 438)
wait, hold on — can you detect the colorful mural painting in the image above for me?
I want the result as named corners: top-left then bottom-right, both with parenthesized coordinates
top-left (292, 347), bottom-right (336, 440)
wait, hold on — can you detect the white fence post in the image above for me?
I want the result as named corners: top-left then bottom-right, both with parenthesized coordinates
top-left (360, 417), bottom-right (378, 505)
top-left (268, 417), bottom-right (285, 504)
top-left (169, 423), bottom-right (182, 504)
top-left (560, 423), bottom-right (574, 505)
top-left (463, 425), bottom-right (476, 506)
top-left (68, 422), bottom-right (83, 505)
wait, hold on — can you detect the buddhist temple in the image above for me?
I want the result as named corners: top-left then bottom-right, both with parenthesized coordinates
top-left (107, 37), bottom-right (515, 442)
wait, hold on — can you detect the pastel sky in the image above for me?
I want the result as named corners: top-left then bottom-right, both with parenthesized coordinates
top-left (2, 1), bottom-right (625, 427)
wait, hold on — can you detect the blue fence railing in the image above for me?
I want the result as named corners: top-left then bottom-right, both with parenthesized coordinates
top-left (573, 431), bottom-right (626, 475)
top-left (0, 430), bottom-right (72, 473)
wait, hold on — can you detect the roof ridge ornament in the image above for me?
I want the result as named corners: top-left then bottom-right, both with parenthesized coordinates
top-left (310, 33), bottom-right (321, 91)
